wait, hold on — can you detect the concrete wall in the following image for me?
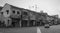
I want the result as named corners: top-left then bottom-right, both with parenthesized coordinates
top-left (0, 3), bottom-right (11, 17)
top-left (0, 3), bottom-right (12, 27)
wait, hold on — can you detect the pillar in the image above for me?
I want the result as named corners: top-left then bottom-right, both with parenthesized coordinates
top-left (19, 20), bottom-right (21, 27)
top-left (33, 21), bottom-right (35, 26)
top-left (36, 21), bottom-right (37, 26)
top-left (27, 21), bottom-right (30, 27)
top-left (40, 22), bottom-right (41, 26)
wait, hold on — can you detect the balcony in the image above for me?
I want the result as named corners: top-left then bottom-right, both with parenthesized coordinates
top-left (22, 15), bottom-right (29, 20)
top-left (10, 14), bottom-right (21, 18)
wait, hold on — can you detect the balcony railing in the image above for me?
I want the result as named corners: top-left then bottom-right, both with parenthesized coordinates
top-left (10, 14), bottom-right (21, 18)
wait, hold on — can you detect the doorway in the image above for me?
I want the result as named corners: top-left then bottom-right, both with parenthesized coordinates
top-left (21, 20), bottom-right (28, 27)
top-left (11, 18), bottom-right (20, 27)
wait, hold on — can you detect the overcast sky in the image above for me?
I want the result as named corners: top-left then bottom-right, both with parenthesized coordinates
top-left (0, 0), bottom-right (60, 17)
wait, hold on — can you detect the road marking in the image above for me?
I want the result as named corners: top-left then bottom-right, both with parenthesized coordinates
top-left (37, 27), bottom-right (41, 33)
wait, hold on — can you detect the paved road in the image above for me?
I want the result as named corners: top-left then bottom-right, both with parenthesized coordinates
top-left (0, 25), bottom-right (60, 33)
top-left (39, 25), bottom-right (60, 33)
top-left (0, 27), bottom-right (37, 33)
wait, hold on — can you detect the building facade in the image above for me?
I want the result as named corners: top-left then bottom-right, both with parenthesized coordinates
top-left (0, 3), bottom-right (40, 27)
top-left (0, 3), bottom-right (58, 27)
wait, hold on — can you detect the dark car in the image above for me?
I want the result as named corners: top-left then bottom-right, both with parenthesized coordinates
top-left (44, 24), bottom-right (50, 28)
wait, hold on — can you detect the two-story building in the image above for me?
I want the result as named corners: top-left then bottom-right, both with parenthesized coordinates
top-left (0, 3), bottom-right (50, 27)
top-left (0, 3), bottom-right (38, 27)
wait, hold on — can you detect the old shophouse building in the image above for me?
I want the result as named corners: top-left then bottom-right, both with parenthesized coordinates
top-left (0, 3), bottom-right (54, 27)
top-left (0, 3), bottom-right (43, 27)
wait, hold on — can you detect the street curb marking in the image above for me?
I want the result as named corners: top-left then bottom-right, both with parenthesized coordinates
top-left (37, 27), bottom-right (41, 33)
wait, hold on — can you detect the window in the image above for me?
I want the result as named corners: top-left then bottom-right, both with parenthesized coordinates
top-left (17, 11), bottom-right (20, 14)
top-left (23, 12), bottom-right (28, 15)
top-left (6, 10), bottom-right (9, 14)
top-left (1, 12), bottom-right (3, 15)
top-left (13, 10), bottom-right (15, 13)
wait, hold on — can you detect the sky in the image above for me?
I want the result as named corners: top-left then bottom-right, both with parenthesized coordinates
top-left (0, 0), bottom-right (60, 17)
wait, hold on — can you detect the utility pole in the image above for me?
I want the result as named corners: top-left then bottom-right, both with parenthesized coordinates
top-left (20, 11), bottom-right (23, 27)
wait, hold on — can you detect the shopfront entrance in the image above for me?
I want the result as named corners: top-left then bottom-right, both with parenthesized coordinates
top-left (11, 18), bottom-right (20, 27)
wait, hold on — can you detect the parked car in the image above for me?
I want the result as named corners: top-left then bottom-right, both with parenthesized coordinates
top-left (44, 24), bottom-right (50, 28)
